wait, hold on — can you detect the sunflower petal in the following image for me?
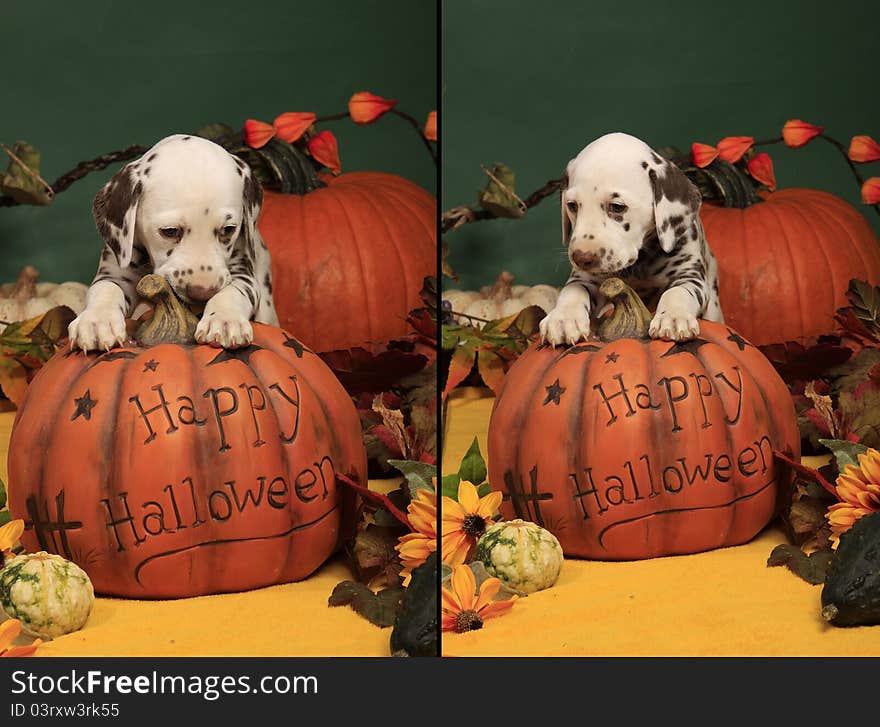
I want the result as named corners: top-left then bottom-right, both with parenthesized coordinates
top-left (450, 565), bottom-right (477, 610)
top-left (0, 619), bottom-right (22, 652)
top-left (479, 597), bottom-right (517, 620)
top-left (476, 490), bottom-right (503, 519)
top-left (457, 481), bottom-right (480, 513)
top-left (473, 577), bottom-right (501, 611)
top-left (0, 519), bottom-right (24, 553)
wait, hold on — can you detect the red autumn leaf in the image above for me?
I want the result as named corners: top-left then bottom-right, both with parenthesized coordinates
top-left (747, 152), bottom-right (776, 190)
top-left (318, 343), bottom-right (429, 395)
top-left (782, 119), bottom-right (824, 148)
top-left (443, 345), bottom-right (475, 399)
top-left (272, 112), bottom-right (316, 143)
top-left (691, 142), bottom-right (718, 168)
top-left (849, 135), bottom-right (880, 163)
top-left (307, 130), bottom-right (341, 175)
top-left (862, 177), bottom-right (880, 205)
top-left (476, 348), bottom-right (508, 395)
top-left (424, 111), bottom-right (437, 142)
top-left (348, 92), bottom-right (397, 125)
top-left (243, 119), bottom-right (275, 149)
top-left (717, 136), bottom-right (754, 163)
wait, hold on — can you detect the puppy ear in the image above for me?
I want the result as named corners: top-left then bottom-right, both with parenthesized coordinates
top-left (560, 163), bottom-right (572, 247)
top-left (240, 164), bottom-right (264, 263)
top-left (648, 159), bottom-right (702, 253)
top-left (92, 162), bottom-right (142, 268)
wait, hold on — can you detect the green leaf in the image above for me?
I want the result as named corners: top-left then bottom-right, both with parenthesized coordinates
top-left (846, 279), bottom-right (880, 335)
top-left (196, 122), bottom-right (234, 141)
top-left (818, 439), bottom-right (869, 471)
top-left (0, 478), bottom-right (5, 510)
top-left (328, 581), bottom-right (405, 628)
top-left (440, 472), bottom-right (460, 500)
top-left (458, 437), bottom-right (487, 486)
top-left (477, 482), bottom-right (492, 497)
top-left (478, 162), bottom-right (525, 219)
top-left (386, 459), bottom-right (436, 498)
top-left (1, 142), bottom-right (54, 205)
top-left (0, 510), bottom-right (9, 527)
top-left (767, 544), bottom-right (834, 585)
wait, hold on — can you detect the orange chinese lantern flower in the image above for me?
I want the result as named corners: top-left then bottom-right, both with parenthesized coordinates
top-left (424, 111), bottom-right (437, 142)
top-left (243, 119), bottom-right (276, 149)
top-left (717, 136), bottom-right (754, 163)
top-left (747, 152), bottom-right (776, 190)
top-left (307, 130), bottom-right (341, 175)
top-left (348, 92), bottom-right (397, 125)
top-left (691, 142), bottom-right (718, 168)
top-left (783, 119), bottom-right (824, 148)
top-left (862, 178), bottom-right (880, 205)
top-left (849, 135), bottom-right (880, 163)
top-left (273, 112), bottom-right (316, 143)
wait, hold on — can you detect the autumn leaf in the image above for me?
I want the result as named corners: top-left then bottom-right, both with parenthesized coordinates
top-left (478, 163), bottom-right (525, 219)
top-left (328, 581), bottom-right (405, 627)
top-left (690, 142), bottom-right (718, 168)
top-left (243, 119), bottom-right (275, 149)
top-left (477, 347), bottom-right (509, 395)
top-left (767, 543), bottom-right (834, 585)
top-left (272, 112), bottom-right (316, 143)
top-left (1, 142), bottom-right (54, 206)
top-left (782, 120), bottom-right (824, 148)
top-left (307, 130), bottom-right (341, 175)
top-left (848, 135), bottom-right (880, 163)
top-left (716, 136), bottom-right (753, 163)
top-left (747, 152), bottom-right (776, 190)
top-left (348, 92), bottom-right (396, 124)
top-left (443, 344), bottom-right (476, 399)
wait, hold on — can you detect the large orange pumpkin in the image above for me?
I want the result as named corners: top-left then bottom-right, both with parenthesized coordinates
top-left (698, 185), bottom-right (880, 346)
top-left (258, 171), bottom-right (436, 353)
top-left (7, 277), bottom-right (366, 598)
top-left (487, 279), bottom-right (799, 560)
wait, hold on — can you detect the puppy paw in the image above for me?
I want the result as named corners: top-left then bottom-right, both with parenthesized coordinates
top-left (68, 307), bottom-right (127, 352)
top-left (539, 305), bottom-right (592, 346)
top-left (649, 308), bottom-right (700, 341)
top-left (195, 313), bottom-right (253, 349)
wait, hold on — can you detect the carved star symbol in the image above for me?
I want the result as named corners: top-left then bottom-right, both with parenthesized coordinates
top-left (94, 350), bottom-right (137, 364)
top-left (543, 379), bottom-right (566, 406)
top-left (726, 329), bottom-right (751, 351)
top-left (207, 344), bottom-right (263, 366)
top-left (71, 390), bottom-right (98, 421)
top-left (605, 352), bottom-right (620, 363)
top-left (660, 337), bottom-right (711, 358)
top-left (143, 359), bottom-right (159, 372)
top-left (282, 332), bottom-right (306, 358)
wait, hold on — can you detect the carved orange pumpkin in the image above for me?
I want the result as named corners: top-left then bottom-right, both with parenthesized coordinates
top-left (700, 189), bottom-right (880, 346)
top-left (487, 279), bottom-right (799, 560)
top-left (7, 277), bottom-right (366, 598)
top-left (258, 171), bottom-right (436, 353)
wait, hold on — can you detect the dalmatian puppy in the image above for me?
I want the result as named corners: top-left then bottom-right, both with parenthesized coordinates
top-left (540, 132), bottom-right (723, 346)
top-left (68, 134), bottom-right (278, 352)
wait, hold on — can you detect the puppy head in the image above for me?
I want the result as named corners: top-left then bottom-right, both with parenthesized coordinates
top-left (561, 132), bottom-right (701, 274)
top-left (93, 134), bottom-right (262, 304)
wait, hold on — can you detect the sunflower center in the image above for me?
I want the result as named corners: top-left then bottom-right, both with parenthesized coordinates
top-left (455, 609), bottom-right (484, 633)
top-left (462, 514), bottom-right (487, 538)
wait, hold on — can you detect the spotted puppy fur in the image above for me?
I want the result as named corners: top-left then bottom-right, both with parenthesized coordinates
top-left (539, 132), bottom-right (723, 346)
top-left (69, 134), bottom-right (279, 351)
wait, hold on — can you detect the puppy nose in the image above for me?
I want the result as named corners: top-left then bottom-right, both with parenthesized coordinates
top-left (572, 249), bottom-right (597, 270)
top-left (186, 284), bottom-right (219, 302)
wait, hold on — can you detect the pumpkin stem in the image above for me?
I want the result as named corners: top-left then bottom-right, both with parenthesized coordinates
top-left (229, 139), bottom-right (327, 195)
top-left (488, 270), bottom-right (515, 301)
top-left (11, 265), bottom-right (39, 300)
top-left (677, 158), bottom-right (762, 208)
top-left (134, 274), bottom-right (199, 346)
top-left (598, 277), bottom-right (652, 341)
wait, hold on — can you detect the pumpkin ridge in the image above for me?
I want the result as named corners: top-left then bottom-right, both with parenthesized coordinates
top-left (774, 196), bottom-right (837, 336)
top-left (761, 199), bottom-right (805, 341)
top-left (359, 180), bottom-right (436, 241)
top-left (806, 193), bottom-right (880, 286)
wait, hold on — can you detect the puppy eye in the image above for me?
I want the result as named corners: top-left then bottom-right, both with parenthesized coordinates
top-left (159, 227), bottom-right (182, 240)
top-left (221, 224), bottom-right (237, 236)
top-left (608, 202), bottom-right (628, 214)
top-left (566, 201), bottom-right (579, 214)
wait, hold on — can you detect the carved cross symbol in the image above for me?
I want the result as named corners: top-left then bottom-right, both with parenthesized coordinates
top-left (502, 466), bottom-right (553, 526)
top-left (24, 491), bottom-right (83, 560)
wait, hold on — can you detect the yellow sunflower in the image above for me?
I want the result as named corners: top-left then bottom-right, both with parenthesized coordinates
top-left (0, 519), bottom-right (24, 559)
top-left (396, 489), bottom-right (437, 586)
top-left (0, 618), bottom-right (41, 658)
top-left (826, 448), bottom-right (880, 547)
top-left (441, 481), bottom-right (502, 567)
top-left (441, 564), bottom-right (516, 633)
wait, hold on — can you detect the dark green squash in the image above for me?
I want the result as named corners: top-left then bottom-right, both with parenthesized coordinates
top-left (821, 512), bottom-right (880, 627)
top-left (390, 551), bottom-right (437, 656)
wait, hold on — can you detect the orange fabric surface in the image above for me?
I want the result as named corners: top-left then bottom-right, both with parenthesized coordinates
top-left (0, 410), bottom-right (393, 656)
top-left (442, 388), bottom-right (880, 656)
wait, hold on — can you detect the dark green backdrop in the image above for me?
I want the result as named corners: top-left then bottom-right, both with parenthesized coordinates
top-left (442, 0), bottom-right (880, 290)
top-left (0, 0), bottom-right (436, 285)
